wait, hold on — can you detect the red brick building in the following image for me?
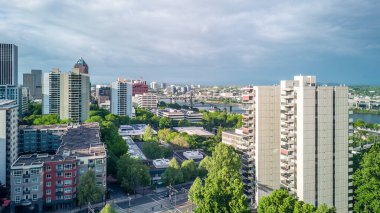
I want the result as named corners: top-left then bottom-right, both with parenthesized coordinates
top-left (132, 80), bottom-right (148, 96)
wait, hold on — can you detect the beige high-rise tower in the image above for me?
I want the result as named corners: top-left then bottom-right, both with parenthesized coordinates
top-left (280, 76), bottom-right (352, 213)
top-left (60, 68), bottom-right (90, 123)
top-left (226, 86), bottom-right (281, 206)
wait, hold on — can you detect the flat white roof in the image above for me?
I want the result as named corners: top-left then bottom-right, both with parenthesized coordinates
top-left (183, 150), bottom-right (204, 160)
top-left (172, 127), bottom-right (214, 137)
top-left (153, 158), bottom-right (170, 169)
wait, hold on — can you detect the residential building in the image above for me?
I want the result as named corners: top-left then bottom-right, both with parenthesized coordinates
top-left (43, 67), bottom-right (90, 123)
top-left (132, 80), bottom-right (148, 96)
top-left (0, 43), bottom-right (18, 86)
top-left (239, 86), bottom-right (281, 205)
top-left (111, 78), bottom-right (132, 117)
top-left (150, 81), bottom-right (158, 90)
top-left (10, 123), bottom-right (106, 212)
top-left (95, 85), bottom-right (111, 107)
top-left (60, 68), bottom-right (90, 122)
top-left (225, 76), bottom-right (352, 212)
top-left (18, 125), bottom-right (68, 154)
top-left (23, 70), bottom-right (42, 100)
top-left (43, 68), bottom-right (61, 115)
top-left (279, 76), bottom-right (352, 212)
top-left (20, 87), bottom-right (29, 115)
top-left (0, 100), bottom-right (18, 186)
top-left (134, 93), bottom-right (158, 109)
top-left (161, 83), bottom-right (167, 89)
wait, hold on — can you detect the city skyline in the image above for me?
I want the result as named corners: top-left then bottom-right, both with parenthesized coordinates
top-left (1, 1), bottom-right (380, 85)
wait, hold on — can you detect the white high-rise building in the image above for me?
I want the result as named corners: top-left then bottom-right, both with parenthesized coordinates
top-left (43, 68), bottom-right (61, 115)
top-left (111, 78), bottom-right (132, 117)
top-left (0, 100), bottom-right (18, 185)
top-left (150, 81), bottom-right (159, 90)
top-left (279, 76), bottom-right (352, 212)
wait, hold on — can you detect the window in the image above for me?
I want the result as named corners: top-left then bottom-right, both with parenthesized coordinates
top-left (64, 180), bottom-right (72, 186)
top-left (64, 164), bottom-right (72, 170)
top-left (56, 195), bottom-right (62, 200)
top-left (46, 189), bottom-right (51, 195)
top-left (23, 178), bottom-right (29, 183)
top-left (32, 185), bottom-right (38, 191)
top-left (64, 187), bottom-right (72, 193)
top-left (46, 181), bottom-right (51, 187)
top-left (31, 168), bottom-right (40, 175)
top-left (14, 187), bottom-right (21, 193)
top-left (56, 188), bottom-right (63, 192)
top-left (46, 174), bottom-right (51, 179)
top-left (56, 164), bottom-right (62, 170)
top-left (57, 172), bottom-right (63, 177)
top-left (64, 195), bottom-right (72, 200)
top-left (46, 166), bottom-right (51, 171)
top-left (95, 167), bottom-right (103, 173)
top-left (15, 196), bottom-right (21, 203)
top-left (15, 178), bottom-right (21, 185)
top-left (96, 159), bottom-right (104, 164)
top-left (46, 197), bottom-right (51, 203)
top-left (79, 168), bottom-right (85, 175)
top-left (64, 172), bottom-right (72, 178)
top-left (32, 194), bottom-right (37, 201)
top-left (13, 170), bottom-right (22, 177)
top-left (32, 177), bottom-right (38, 183)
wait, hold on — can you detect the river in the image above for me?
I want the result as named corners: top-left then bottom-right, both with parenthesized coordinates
top-left (351, 113), bottom-right (380, 124)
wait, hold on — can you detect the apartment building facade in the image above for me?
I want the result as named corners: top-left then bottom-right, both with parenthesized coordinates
top-left (0, 100), bottom-right (18, 186)
top-left (279, 76), bottom-right (352, 212)
top-left (134, 93), bottom-right (158, 109)
top-left (10, 123), bottom-right (107, 212)
top-left (111, 78), bottom-right (132, 117)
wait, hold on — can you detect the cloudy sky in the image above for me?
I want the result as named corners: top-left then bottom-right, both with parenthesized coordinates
top-left (1, 0), bottom-right (380, 85)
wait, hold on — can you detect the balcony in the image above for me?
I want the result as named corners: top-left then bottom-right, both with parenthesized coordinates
top-left (23, 174), bottom-right (30, 178)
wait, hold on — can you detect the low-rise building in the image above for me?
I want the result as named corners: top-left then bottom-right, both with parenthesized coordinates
top-left (18, 125), bottom-right (68, 154)
top-left (118, 124), bottom-right (157, 139)
top-left (157, 108), bottom-right (185, 120)
top-left (183, 110), bottom-right (203, 122)
top-left (134, 93), bottom-right (158, 109)
top-left (10, 123), bottom-right (106, 212)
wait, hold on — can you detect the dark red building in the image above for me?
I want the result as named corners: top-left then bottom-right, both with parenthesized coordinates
top-left (132, 80), bottom-right (148, 96)
top-left (43, 157), bottom-right (78, 211)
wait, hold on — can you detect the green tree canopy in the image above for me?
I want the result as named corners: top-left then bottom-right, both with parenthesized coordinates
top-left (117, 154), bottom-right (151, 193)
top-left (353, 143), bottom-right (380, 212)
top-left (161, 158), bottom-right (183, 186)
top-left (257, 189), bottom-right (335, 213)
top-left (77, 170), bottom-right (103, 205)
top-left (189, 143), bottom-right (248, 212)
top-left (181, 159), bottom-right (197, 182)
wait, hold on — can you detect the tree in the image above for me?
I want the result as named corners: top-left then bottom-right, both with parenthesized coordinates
top-left (142, 142), bottom-right (172, 159)
top-left (77, 170), bottom-right (103, 206)
top-left (178, 119), bottom-right (190, 127)
top-left (158, 129), bottom-right (171, 142)
top-left (100, 204), bottom-right (117, 213)
top-left (353, 143), bottom-right (380, 212)
top-left (181, 159), bottom-right (197, 182)
top-left (197, 156), bottom-right (211, 178)
top-left (257, 189), bottom-right (335, 213)
top-left (189, 143), bottom-right (248, 212)
top-left (161, 158), bottom-right (183, 185)
top-left (143, 125), bottom-right (155, 142)
top-left (159, 117), bottom-right (172, 129)
top-left (171, 135), bottom-right (190, 148)
top-left (188, 177), bottom-right (202, 204)
top-left (117, 154), bottom-right (151, 193)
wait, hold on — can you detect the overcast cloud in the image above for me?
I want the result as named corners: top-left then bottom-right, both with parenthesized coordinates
top-left (1, 0), bottom-right (379, 85)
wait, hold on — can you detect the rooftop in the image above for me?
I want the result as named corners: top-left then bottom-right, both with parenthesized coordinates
top-left (152, 158), bottom-right (170, 169)
top-left (172, 127), bottom-right (214, 137)
top-left (119, 124), bottom-right (157, 136)
top-left (12, 123), bottom-right (105, 168)
top-left (0, 99), bottom-right (17, 109)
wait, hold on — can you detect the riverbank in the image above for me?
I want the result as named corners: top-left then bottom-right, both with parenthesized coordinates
top-left (351, 108), bottom-right (380, 115)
